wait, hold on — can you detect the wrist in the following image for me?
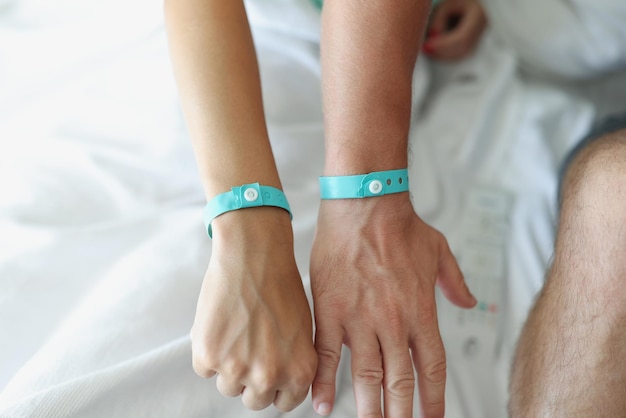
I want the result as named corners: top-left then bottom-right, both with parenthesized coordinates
top-left (319, 168), bottom-right (409, 200)
top-left (201, 172), bottom-right (283, 203)
top-left (211, 206), bottom-right (294, 248)
top-left (317, 167), bottom-right (414, 232)
top-left (323, 138), bottom-right (409, 176)
top-left (204, 183), bottom-right (292, 238)
top-left (318, 192), bottom-right (415, 227)
top-left (209, 207), bottom-right (300, 287)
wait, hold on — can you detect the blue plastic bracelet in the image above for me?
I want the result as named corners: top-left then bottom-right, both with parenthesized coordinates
top-left (319, 168), bottom-right (409, 199)
top-left (203, 183), bottom-right (292, 238)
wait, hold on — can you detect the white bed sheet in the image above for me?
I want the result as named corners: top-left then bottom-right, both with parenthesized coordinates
top-left (1, 0), bottom-right (625, 417)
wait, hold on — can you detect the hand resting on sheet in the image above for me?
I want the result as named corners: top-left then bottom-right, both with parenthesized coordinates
top-left (310, 194), bottom-right (477, 417)
top-left (190, 207), bottom-right (318, 412)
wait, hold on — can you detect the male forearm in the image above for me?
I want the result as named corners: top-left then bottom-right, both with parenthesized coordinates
top-left (165, 0), bottom-right (282, 199)
top-left (322, 0), bottom-right (431, 175)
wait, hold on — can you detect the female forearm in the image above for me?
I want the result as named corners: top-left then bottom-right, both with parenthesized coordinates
top-left (321, 0), bottom-right (431, 175)
top-left (165, 3), bottom-right (317, 413)
top-left (164, 0), bottom-right (281, 199)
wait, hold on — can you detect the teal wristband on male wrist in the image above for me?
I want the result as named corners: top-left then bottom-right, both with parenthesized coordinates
top-left (203, 183), bottom-right (292, 238)
top-left (319, 168), bottom-right (409, 199)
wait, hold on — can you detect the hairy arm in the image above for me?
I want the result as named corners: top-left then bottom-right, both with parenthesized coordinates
top-left (311, 1), bottom-right (476, 417)
top-left (322, 0), bottom-right (426, 175)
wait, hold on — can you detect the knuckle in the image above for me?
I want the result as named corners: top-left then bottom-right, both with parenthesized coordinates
top-left (292, 365), bottom-right (316, 389)
top-left (253, 373), bottom-right (280, 394)
top-left (242, 396), bottom-right (272, 411)
top-left (423, 399), bottom-right (446, 418)
top-left (191, 349), bottom-right (216, 378)
top-left (190, 336), bottom-right (218, 363)
top-left (291, 374), bottom-right (311, 390)
top-left (192, 358), bottom-right (214, 378)
top-left (275, 391), bottom-right (308, 413)
top-left (275, 401), bottom-right (296, 414)
top-left (316, 346), bottom-right (341, 369)
top-left (229, 362), bottom-right (246, 377)
top-left (423, 358), bottom-right (447, 385)
top-left (218, 385), bottom-right (242, 399)
top-left (386, 372), bottom-right (416, 399)
top-left (355, 367), bottom-right (384, 386)
top-left (308, 350), bottom-right (320, 372)
top-left (218, 358), bottom-right (248, 380)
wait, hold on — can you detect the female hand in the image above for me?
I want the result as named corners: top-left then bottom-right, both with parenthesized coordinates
top-left (191, 208), bottom-right (318, 412)
top-left (423, 0), bottom-right (488, 61)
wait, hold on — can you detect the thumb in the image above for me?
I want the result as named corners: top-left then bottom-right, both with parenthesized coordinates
top-left (436, 238), bottom-right (476, 308)
top-left (312, 319), bottom-right (343, 416)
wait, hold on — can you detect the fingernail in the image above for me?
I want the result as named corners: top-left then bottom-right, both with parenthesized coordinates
top-left (422, 43), bottom-right (435, 54)
top-left (317, 402), bottom-right (332, 416)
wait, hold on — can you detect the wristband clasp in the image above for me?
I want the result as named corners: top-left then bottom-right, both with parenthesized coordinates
top-left (203, 183), bottom-right (292, 238)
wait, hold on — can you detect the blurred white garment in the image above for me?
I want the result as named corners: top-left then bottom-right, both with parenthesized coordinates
top-left (483, 0), bottom-right (626, 79)
top-left (482, 0), bottom-right (626, 119)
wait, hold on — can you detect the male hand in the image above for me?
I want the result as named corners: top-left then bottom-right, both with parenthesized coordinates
top-left (191, 208), bottom-right (318, 412)
top-left (310, 195), bottom-right (476, 417)
top-left (423, 0), bottom-right (487, 61)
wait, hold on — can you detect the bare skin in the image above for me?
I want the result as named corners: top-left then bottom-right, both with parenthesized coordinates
top-left (165, 1), bottom-right (316, 412)
top-left (311, 2), bottom-right (475, 417)
top-left (165, 0), bottom-right (476, 416)
top-left (312, 195), bottom-right (476, 418)
top-left (510, 128), bottom-right (626, 417)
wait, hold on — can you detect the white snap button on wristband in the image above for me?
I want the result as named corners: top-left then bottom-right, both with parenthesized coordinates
top-left (319, 168), bottom-right (409, 199)
top-left (368, 180), bottom-right (383, 194)
top-left (243, 188), bottom-right (259, 202)
top-left (203, 184), bottom-right (293, 238)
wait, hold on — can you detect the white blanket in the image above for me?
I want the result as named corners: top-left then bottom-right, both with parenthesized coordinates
top-left (1, 0), bottom-right (625, 417)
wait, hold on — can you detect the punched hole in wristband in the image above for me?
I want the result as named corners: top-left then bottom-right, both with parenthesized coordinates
top-left (319, 168), bottom-right (409, 199)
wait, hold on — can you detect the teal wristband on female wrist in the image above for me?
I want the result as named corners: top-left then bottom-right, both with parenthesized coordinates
top-left (319, 168), bottom-right (409, 199)
top-left (203, 183), bottom-right (292, 238)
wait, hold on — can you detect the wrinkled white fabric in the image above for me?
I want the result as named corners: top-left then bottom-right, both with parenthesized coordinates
top-left (483, 0), bottom-right (626, 79)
